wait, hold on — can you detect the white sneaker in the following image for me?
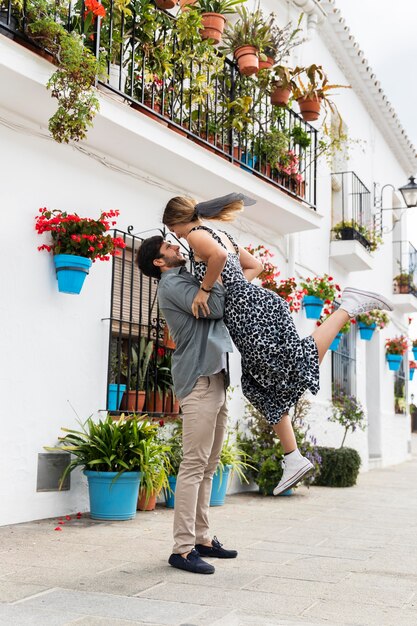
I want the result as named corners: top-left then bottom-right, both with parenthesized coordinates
top-left (339, 287), bottom-right (393, 319)
top-left (273, 449), bottom-right (314, 496)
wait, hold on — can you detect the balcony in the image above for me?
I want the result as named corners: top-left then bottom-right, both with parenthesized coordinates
top-left (0, 0), bottom-right (321, 235)
top-left (329, 171), bottom-right (376, 272)
top-left (392, 241), bottom-right (417, 312)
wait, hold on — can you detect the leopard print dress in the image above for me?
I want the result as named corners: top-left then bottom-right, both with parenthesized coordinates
top-left (189, 225), bottom-right (320, 424)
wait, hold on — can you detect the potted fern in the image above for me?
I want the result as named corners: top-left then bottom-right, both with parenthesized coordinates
top-left (195, 0), bottom-right (245, 45)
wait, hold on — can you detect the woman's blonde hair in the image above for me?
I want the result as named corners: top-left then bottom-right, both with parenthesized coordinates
top-left (163, 196), bottom-right (244, 227)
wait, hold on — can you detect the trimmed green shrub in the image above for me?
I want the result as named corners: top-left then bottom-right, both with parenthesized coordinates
top-left (313, 446), bottom-right (361, 487)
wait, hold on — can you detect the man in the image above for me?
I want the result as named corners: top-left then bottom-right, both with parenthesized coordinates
top-left (137, 236), bottom-right (236, 575)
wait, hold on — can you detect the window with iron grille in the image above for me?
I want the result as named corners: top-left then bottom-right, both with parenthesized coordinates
top-left (394, 359), bottom-right (406, 415)
top-left (331, 325), bottom-right (357, 398)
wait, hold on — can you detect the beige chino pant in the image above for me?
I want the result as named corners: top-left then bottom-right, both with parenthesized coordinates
top-left (173, 372), bottom-right (228, 554)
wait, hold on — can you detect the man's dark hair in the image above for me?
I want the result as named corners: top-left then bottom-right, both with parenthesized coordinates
top-left (136, 235), bottom-right (164, 280)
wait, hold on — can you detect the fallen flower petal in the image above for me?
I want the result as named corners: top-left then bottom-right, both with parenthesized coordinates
top-left (54, 526), bottom-right (62, 531)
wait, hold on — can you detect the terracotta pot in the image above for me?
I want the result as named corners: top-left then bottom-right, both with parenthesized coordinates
top-left (163, 326), bottom-right (176, 349)
top-left (131, 101), bottom-right (168, 127)
top-left (234, 45), bottom-right (259, 76)
top-left (146, 391), bottom-right (164, 413)
top-left (189, 135), bottom-right (217, 154)
top-left (121, 390), bottom-right (146, 413)
top-left (138, 489), bottom-right (156, 511)
top-left (200, 13), bottom-right (226, 45)
top-left (155, 0), bottom-right (178, 8)
top-left (259, 56), bottom-right (275, 71)
top-left (164, 390), bottom-right (180, 415)
top-left (297, 96), bottom-right (322, 122)
top-left (179, 0), bottom-right (196, 10)
top-left (271, 83), bottom-right (291, 107)
top-left (168, 123), bottom-right (188, 137)
top-left (19, 38), bottom-right (55, 65)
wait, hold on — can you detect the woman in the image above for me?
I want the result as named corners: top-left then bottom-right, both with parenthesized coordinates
top-left (162, 193), bottom-right (392, 495)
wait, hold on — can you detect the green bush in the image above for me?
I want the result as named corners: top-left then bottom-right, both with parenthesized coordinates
top-left (313, 446), bottom-right (361, 487)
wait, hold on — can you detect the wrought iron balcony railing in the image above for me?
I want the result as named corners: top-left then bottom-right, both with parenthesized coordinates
top-left (393, 240), bottom-right (417, 298)
top-left (330, 171), bottom-right (376, 251)
top-left (1, 0), bottom-right (318, 208)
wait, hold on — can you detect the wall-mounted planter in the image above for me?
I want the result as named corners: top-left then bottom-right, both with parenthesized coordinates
top-left (410, 368), bottom-right (415, 382)
top-left (330, 332), bottom-right (342, 352)
top-left (108, 384), bottom-right (127, 411)
top-left (302, 295), bottom-right (324, 319)
top-left (413, 347), bottom-right (417, 360)
top-left (358, 322), bottom-right (376, 341)
top-left (53, 254), bottom-right (92, 294)
top-left (386, 354), bottom-right (403, 371)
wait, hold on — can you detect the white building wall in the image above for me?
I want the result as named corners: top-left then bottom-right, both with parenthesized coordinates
top-left (0, 1), bottom-right (414, 524)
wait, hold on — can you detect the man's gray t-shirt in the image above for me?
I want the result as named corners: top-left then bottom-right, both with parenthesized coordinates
top-left (157, 267), bottom-right (233, 399)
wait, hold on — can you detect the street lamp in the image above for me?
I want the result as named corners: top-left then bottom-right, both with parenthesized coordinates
top-left (398, 176), bottom-right (417, 209)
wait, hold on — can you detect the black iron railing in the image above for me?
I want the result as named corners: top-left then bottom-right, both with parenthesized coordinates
top-left (1, 0), bottom-right (318, 207)
top-left (331, 171), bottom-right (375, 251)
top-left (393, 240), bottom-right (417, 298)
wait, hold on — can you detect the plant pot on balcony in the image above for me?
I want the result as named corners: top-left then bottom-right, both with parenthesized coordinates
top-left (164, 390), bottom-right (180, 415)
top-left (330, 333), bottom-right (342, 352)
top-left (297, 96), bottom-right (322, 122)
top-left (234, 45), bottom-right (259, 76)
top-left (410, 368), bottom-right (415, 382)
top-left (358, 322), bottom-right (376, 341)
top-left (53, 254), bottom-right (92, 294)
top-left (270, 83), bottom-right (291, 107)
top-left (413, 347), bottom-right (417, 360)
top-left (131, 100), bottom-right (168, 127)
top-left (154, 0), bottom-right (178, 8)
top-left (146, 390), bottom-right (164, 413)
top-left (179, 0), bottom-right (196, 9)
top-left (108, 384), bottom-right (127, 411)
top-left (386, 354), bottom-right (403, 371)
top-left (200, 13), bottom-right (226, 45)
top-left (302, 295), bottom-right (324, 319)
top-left (121, 390), bottom-right (146, 413)
top-left (240, 152), bottom-right (258, 172)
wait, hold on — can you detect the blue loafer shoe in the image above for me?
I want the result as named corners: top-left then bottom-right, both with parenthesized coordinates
top-left (168, 549), bottom-right (215, 574)
top-left (195, 536), bottom-right (238, 559)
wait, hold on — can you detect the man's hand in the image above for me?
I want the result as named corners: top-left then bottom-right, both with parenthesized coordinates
top-left (192, 289), bottom-right (211, 318)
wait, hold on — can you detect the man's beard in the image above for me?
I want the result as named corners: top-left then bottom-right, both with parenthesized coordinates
top-left (163, 256), bottom-right (187, 269)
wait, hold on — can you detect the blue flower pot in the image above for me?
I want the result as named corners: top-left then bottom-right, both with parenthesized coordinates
top-left (54, 254), bottom-right (92, 294)
top-left (303, 295), bottom-right (324, 320)
top-left (164, 475), bottom-right (177, 509)
top-left (330, 332), bottom-right (342, 351)
top-left (84, 470), bottom-right (142, 520)
top-left (277, 488), bottom-right (293, 496)
top-left (386, 354), bottom-right (403, 372)
top-left (210, 465), bottom-right (232, 506)
top-left (413, 347), bottom-right (417, 360)
top-left (108, 384), bottom-right (127, 411)
top-left (410, 369), bottom-right (415, 381)
top-left (358, 322), bottom-right (376, 341)
top-left (241, 152), bottom-right (258, 172)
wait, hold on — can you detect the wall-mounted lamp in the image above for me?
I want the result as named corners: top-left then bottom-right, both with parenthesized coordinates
top-left (374, 176), bottom-right (417, 234)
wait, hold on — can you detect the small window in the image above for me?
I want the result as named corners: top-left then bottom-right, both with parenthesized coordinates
top-left (332, 325), bottom-right (357, 398)
top-left (394, 359), bottom-right (406, 415)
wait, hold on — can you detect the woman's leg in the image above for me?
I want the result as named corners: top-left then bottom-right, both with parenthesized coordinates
top-left (272, 413), bottom-right (296, 453)
top-left (311, 308), bottom-right (350, 364)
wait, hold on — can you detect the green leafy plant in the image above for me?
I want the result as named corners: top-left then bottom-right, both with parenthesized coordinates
top-left (385, 335), bottom-right (409, 356)
top-left (259, 14), bottom-right (303, 63)
top-left (128, 338), bottom-right (154, 391)
top-left (138, 437), bottom-right (171, 505)
top-left (329, 391), bottom-right (366, 448)
top-left (195, 0), bottom-right (245, 15)
top-left (332, 219), bottom-right (382, 253)
top-left (313, 447), bottom-right (361, 488)
top-left (46, 414), bottom-right (158, 486)
top-left (290, 125), bottom-right (311, 149)
top-left (216, 431), bottom-right (255, 485)
top-left (255, 127), bottom-right (289, 166)
top-left (292, 63), bottom-right (350, 103)
top-left (222, 5), bottom-right (267, 51)
top-left (299, 274), bottom-right (342, 301)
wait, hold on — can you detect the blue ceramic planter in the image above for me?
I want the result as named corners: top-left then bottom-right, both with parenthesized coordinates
top-left (107, 384), bottom-right (127, 411)
top-left (410, 369), bottom-right (415, 381)
top-left (330, 332), bottom-right (342, 352)
top-left (84, 470), bottom-right (142, 520)
top-left (164, 475), bottom-right (177, 509)
top-left (386, 354), bottom-right (403, 372)
top-left (358, 322), bottom-right (376, 341)
top-left (210, 465), bottom-right (232, 506)
top-left (303, 295), bottom-right (324, 320)
top-left (413, 347), bottom-right (417, 360)
top-left (54, 254), bottom-right (92, 294)
top-left (241, 152), bottom-right (258, 172)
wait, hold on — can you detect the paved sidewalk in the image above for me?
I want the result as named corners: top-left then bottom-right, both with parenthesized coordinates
top-left (2, 441), bottom-right (417, 626)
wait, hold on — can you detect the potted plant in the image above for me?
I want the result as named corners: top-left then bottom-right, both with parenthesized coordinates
top-left (46, 415), bottom-right (158, 520)
top-left (155, 0), bottom-right (179, 9)
top-left (122, 338), bottom-right (154, 412)
top-left (331, 219), bottom-right (382, 253)
top-left (222, 6), bottom-right (267, 75)
top-left (258, 14), bottom-right (302, 71)
top-left (409, 361), bottom-right (417, 381)
top-left (356, 310), bottom-right (390, 341)
top-left (108, 341), bottom-right (128, 411)
top-left (194, 0), bottom-right (245, 45)
top-left (256, 127), bottom-right (289, 172)
top-left (291, 64), bottom-right (350, 123)
top-left (35, 208), bottom-right (126, 294)
top-left (316, 305), bottom-right (354, 352)
top-left (269, 65), bottom-right (295, 106)
top-left (412, 339), bottom-right (417, 360)
top-left (385, 335), bottom-right (408, 371)
top-left (210, 431), bottom-right (255, 506)
top-left (137, 437), bottom-right (171, 511)
top-left (299, 274), bottom-right (342, 320)
top-left (161, 420), bottom-right (183, 508)
top-left (393, 272), bottom-right (415, 294)
top-left (314, 391), bottom-right (364, 488)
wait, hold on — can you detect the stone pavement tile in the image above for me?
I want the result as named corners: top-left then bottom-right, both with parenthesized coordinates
top-left (0, 580), bottom-right (50, 602)
top-left (214, 612), bottom-right (340, 626)
top-left (236, 547), bottom-right (298, 565)
top-left (139, 581), bottom-right (314, 616)
top-left (250, 540), bottom-right (375, 561)
top-left (19, 588), bottom-right (203, 625)
top-left (319, 574), bottom-right (416, 609)
top-left (305, 600), bottom-right (417, 626)
top-left (248, 555), bottom-right (357, 583)
top-left (0, 604), bottom-right (81, 626)
top-left (181, 606), bottom-right (236, 625)
top-left (65, 618), bottom-right (167, 626)
top-left (1, 550), bottom-right (129, 573)
top-left (242, 575), bottom-right (333, 599)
